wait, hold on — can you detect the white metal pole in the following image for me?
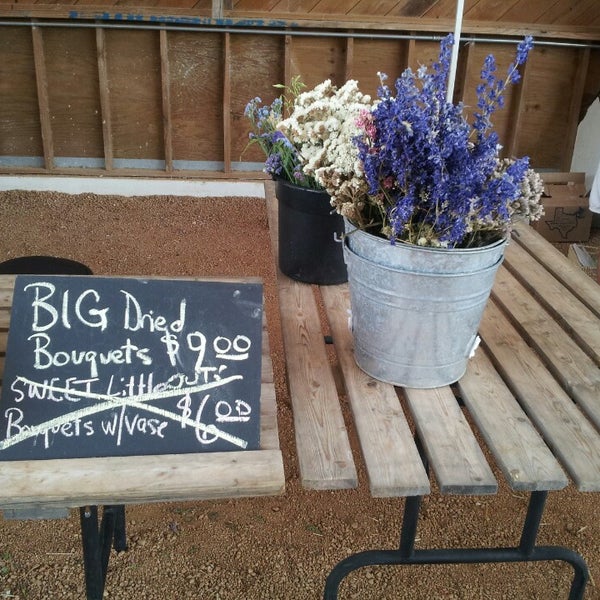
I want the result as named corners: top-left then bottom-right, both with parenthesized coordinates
top-left (446, 0), bottom-right (465, 103)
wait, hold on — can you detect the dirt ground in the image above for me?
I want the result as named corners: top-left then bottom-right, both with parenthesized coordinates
top-left (0, 188), bottom-right (598, 600)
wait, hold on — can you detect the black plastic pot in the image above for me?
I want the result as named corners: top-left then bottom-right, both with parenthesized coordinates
top-left (276, 178), bottom-right (347, 285)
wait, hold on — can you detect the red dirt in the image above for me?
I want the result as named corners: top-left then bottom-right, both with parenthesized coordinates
top-left (0, 189), bottom-right (598, 600)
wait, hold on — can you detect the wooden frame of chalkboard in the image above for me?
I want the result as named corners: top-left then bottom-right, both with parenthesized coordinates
top-left (0, 275), bottom-right (264, 461)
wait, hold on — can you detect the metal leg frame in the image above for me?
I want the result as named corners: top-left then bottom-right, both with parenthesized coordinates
top-left (324, 490), bottom-right (589, 599)
top-left (79, 505), bottom-right (128, 600)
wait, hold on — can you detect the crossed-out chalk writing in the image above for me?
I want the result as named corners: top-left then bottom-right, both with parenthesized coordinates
top-left (1, 374), bottom-right (248, 450)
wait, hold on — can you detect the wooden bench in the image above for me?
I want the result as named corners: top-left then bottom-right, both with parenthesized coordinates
top-left (266, 181), bottom-right (600, 599)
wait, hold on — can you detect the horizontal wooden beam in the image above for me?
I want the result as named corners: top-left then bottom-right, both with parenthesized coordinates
top-left (0, 9), bottom-right (598, 42)
top-left (0, 449), bottom-right (285, 509)
top-left (0, 166), bottom-right (269, 180)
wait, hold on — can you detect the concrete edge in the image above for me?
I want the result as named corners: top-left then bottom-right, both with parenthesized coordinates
top-left (0, 176), bottom-right (266, 199)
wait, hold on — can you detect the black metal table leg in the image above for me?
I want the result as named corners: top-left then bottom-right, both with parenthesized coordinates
top-left (79, 505), bottom-right (128, 600)
top-left (324, 491), bottom-right (590, 600)
top-left (111, 505), bottom-right (128, 552)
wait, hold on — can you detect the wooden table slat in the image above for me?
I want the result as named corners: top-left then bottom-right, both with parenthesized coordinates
top-left (504, 239), bottom-right (600, 363)
top-left (480, 300), bottom-right (600, 491)
top-left (265, 184), bottom-right (358, 490)
top-left (404, 386), bottom-right (497, 495)
top-left (321, 285), bottom-right (430, 497)
top-left (278, 279), bottom-right (358, 489)
top-left (459, 350), bottom-right (568, 491)
top-left (492, 266), bottom-right (600, 430)
top-left (511, 221), bottom-right (600, 317)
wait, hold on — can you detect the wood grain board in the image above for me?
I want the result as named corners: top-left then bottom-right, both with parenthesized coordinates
top-left (510, 220), bottom-right (600, 318)
top-left (0, 450), bottom-right (284, 510)
top-left (0, 13), bottom-right (597, 178)
top-left (458, 349), bottom-right (568, 492)
top-left (321, 285), bottom-right (430, 497)
top-left (265, 183), bottom-right (357, 490)
top-left (5, 1), bottom-right (599, 31)
top-left (404, 385), bottom-right (497, 495)
top-left (491, 267), bottom-right (600, 430)
top-left (480, 300), bottom-right (600, 492)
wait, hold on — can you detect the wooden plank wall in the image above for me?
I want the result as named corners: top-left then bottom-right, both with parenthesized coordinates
top-left (7, 1), bottom-right (600, 39)
top-left (0, 20), bottom-right (598, 179)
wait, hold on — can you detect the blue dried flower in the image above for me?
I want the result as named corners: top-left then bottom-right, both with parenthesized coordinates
top-left (264, 153), bottom-right (283, 176)
top-left (243, 77), bottom-right (321, 189)
top-left (244, 97), bottom-right (261, 118)
top-left (516, 36), bottom-right (534, 65)
top-left (353, 34), bottom-right (535, 248)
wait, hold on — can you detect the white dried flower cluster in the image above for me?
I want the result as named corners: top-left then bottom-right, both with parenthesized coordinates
top-left (277, 79), bottom-right (372, 212)
top-left (513, 167), bottom-right (544, 222)
top-left (492, 158), bottom-right (544, 223)
top-left (460, 159), bottom-right (545, 242)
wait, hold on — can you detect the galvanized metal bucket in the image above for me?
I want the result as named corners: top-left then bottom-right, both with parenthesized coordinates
top-left (343, 224), bottom-right (507, 388)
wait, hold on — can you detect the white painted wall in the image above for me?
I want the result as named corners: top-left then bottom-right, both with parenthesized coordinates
top-left (0, 176), bottom-right (265, 198)
top-left (571, 97), bottom-right (600, 192)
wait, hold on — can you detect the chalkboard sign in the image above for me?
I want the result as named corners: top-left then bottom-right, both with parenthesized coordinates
top-left (0, 275), bottom-right (263, 461)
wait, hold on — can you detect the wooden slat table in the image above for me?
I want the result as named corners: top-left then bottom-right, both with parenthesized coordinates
top-left (0, 274), bottom-right (285, 599)
top-left (266, 182), bottom-right (600, 600)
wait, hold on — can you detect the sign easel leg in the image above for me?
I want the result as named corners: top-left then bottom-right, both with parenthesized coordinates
top-left (79, 505), bottom-right (127, 600)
